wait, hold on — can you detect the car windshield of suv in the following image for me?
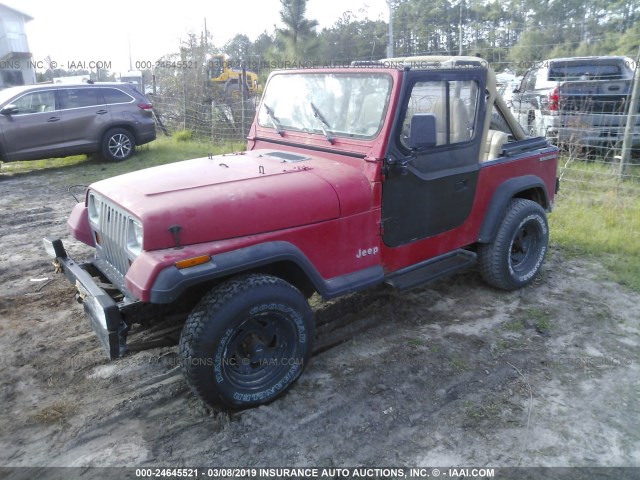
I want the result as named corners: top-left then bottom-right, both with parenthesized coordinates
top-left (258, 73), bottom-right (392, 139)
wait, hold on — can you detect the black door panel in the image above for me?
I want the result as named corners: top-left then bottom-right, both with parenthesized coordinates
top-left (382, 68), bottom-right (486, 247)
top-left (383, 165), bottom-right (479, 247)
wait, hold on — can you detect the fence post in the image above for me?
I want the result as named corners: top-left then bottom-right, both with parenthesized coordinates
top-left (619, 45), bottom-right (640, 179)
top-left (241, 62), bottom-right (247, 139)
top-left (183, 70), bottom-right (187, 131)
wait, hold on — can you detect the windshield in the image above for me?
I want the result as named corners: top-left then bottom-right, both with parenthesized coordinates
top-left (258, 73), bottom-right (392, 139)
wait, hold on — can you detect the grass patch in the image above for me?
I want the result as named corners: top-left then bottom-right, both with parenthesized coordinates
top-left (450, 356), bottom-right (471, 371)
top-left (504, 319), bottom-right (526, 332)
top-left (535, 316), bottom-right (552, 334)
top-left (0, 137), bottom-right (245, 185)
top-left (551, 160), bottom-right (640, 292)
top-left (464, 400), bottom-right (499, 419)
top-left (173, 129), bottom-right (193, 142)
top-left (522, 307), bottom-right (552, 333)
top-left (31, 400), bottom-right (76, 425)
top-left (406, 338), bottom-right (425, 348)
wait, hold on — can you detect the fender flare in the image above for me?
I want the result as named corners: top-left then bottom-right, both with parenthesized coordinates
top-left (99, 124), bottom-right (137, 146)
top-left (478, 175), bottom-right (550, 244)
top-left (149, 241), bottom-right (384, 304)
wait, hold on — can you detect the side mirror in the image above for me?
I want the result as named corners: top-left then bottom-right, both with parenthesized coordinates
top-left (0, 104), bottom-right (18, 115)
top-left (408, 113), bottom-right (437, 150)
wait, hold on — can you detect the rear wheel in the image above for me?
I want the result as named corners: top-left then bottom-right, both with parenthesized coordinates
top-left (478, 199), bottom-right (549, 291)
top-left (179, 274), bottom-right (314, 409)
top-left (101, 128), bottom-right (134, 162)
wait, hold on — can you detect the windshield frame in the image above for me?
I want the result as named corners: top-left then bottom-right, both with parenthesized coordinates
top-left (257, 71), bottom-right (394, 141)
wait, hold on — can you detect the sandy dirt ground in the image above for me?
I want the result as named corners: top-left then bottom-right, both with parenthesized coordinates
top-left (0, 167), bottom-right (639, 469)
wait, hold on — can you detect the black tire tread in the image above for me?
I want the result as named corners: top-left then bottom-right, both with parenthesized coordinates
top-left (179, 274), bottom-right (312, 408)
top-left (478, 198), bottom-right (548, 291)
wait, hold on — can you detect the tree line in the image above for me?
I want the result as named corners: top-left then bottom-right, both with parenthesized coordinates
top-left (143, 0), bottom-right (640, 138)
top-left (43, 0), bottom-right (640, 83)
top-left (223, 0), bottom-right (639, 75)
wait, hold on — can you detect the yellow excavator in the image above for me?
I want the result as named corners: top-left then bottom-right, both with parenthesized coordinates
top-left (206, 54), bottom-right (259, 100)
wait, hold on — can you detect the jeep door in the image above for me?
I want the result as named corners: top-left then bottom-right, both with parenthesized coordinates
top-left (57, 87), bottom-right (112, 154)
top-left (382, 69), bottom-right (485, 247)
top-left (0, 89), bottom-right (64, 161)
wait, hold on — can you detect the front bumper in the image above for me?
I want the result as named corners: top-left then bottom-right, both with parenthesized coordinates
top-left (43, 237), bottom-right (128, 360)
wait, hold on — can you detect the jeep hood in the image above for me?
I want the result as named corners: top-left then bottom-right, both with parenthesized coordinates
top-left (89, 150), bottom-right (371, 250)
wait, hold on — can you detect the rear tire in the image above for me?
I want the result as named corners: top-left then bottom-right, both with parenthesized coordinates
top-left (101, 128), bottom-right (135, 162)
top-left (478, 199), bottom-right (549, 291)
top-left (179, 274), bottom-right (314, 409)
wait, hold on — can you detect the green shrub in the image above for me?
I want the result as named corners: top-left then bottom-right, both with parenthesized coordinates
top-left (173, 130), bottom-right (193, 142)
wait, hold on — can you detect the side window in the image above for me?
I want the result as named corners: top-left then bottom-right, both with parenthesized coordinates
top-left (11, 91), bottom-right (56, 115)
top-left (102, 88), bottom-right (134, 105)
top-left (59, 88), bottom-right (105, 109)
top-left (400, 80), bottom-right (479, 148)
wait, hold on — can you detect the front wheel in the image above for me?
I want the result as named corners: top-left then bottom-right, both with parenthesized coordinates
top-left (101, 128), bottom-right (135, 162)
top-left (179, 274), bottom-right (314, 409)
top-left (478, 199), bottom-right (549, 291)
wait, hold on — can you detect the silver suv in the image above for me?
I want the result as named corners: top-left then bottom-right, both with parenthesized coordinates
top-left (0, 82), bottom-right (156, 163)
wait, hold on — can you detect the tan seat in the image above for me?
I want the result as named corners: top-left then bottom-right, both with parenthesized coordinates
top-left (431, 98), bottom-right (471, 145)
top-left (483, 130), bottom-right (508, 162)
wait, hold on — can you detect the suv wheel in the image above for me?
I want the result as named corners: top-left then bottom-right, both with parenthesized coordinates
top-left (478, 199), bottom-right (549, 291)
top-left (102, 128), bottom-right (135, 162)
top-left (179, 274), bottom-right (314, 409)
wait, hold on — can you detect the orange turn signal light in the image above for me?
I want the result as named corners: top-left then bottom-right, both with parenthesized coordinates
top-left (175, 255), bottom-right (211, 269)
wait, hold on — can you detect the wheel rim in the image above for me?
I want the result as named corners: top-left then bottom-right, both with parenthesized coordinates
top-left (509, 218), bottom-right (543, 274)
top-left (108, 133), bottom-right (132, 159)
top-left (220, 312), bottom-right (297, 389)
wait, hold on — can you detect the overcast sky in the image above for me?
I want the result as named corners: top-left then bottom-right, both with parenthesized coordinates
top-left (7, 0), bottom-right (389, 73)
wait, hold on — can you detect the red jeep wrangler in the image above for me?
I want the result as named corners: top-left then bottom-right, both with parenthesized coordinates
top-left (44, 56), bottom-right (559, 409)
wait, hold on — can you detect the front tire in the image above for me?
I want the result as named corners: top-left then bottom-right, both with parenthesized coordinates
top-left (478, 199), bottom-right (549, 291)
top-left (101, 128), bottom-right (135, 162)
top-left (179, 274), bottom-right (314, 409)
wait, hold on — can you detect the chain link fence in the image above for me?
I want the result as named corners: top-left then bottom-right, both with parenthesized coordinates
top-left (150, 94), bottom-right (259, 144)
top-left (553, 108), bottom-right (640, 207)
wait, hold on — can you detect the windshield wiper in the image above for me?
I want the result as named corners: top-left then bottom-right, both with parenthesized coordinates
top-left (310, 102), bottom-right (335, 144)
top-left (264, 104), bottom-right (284, 136)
